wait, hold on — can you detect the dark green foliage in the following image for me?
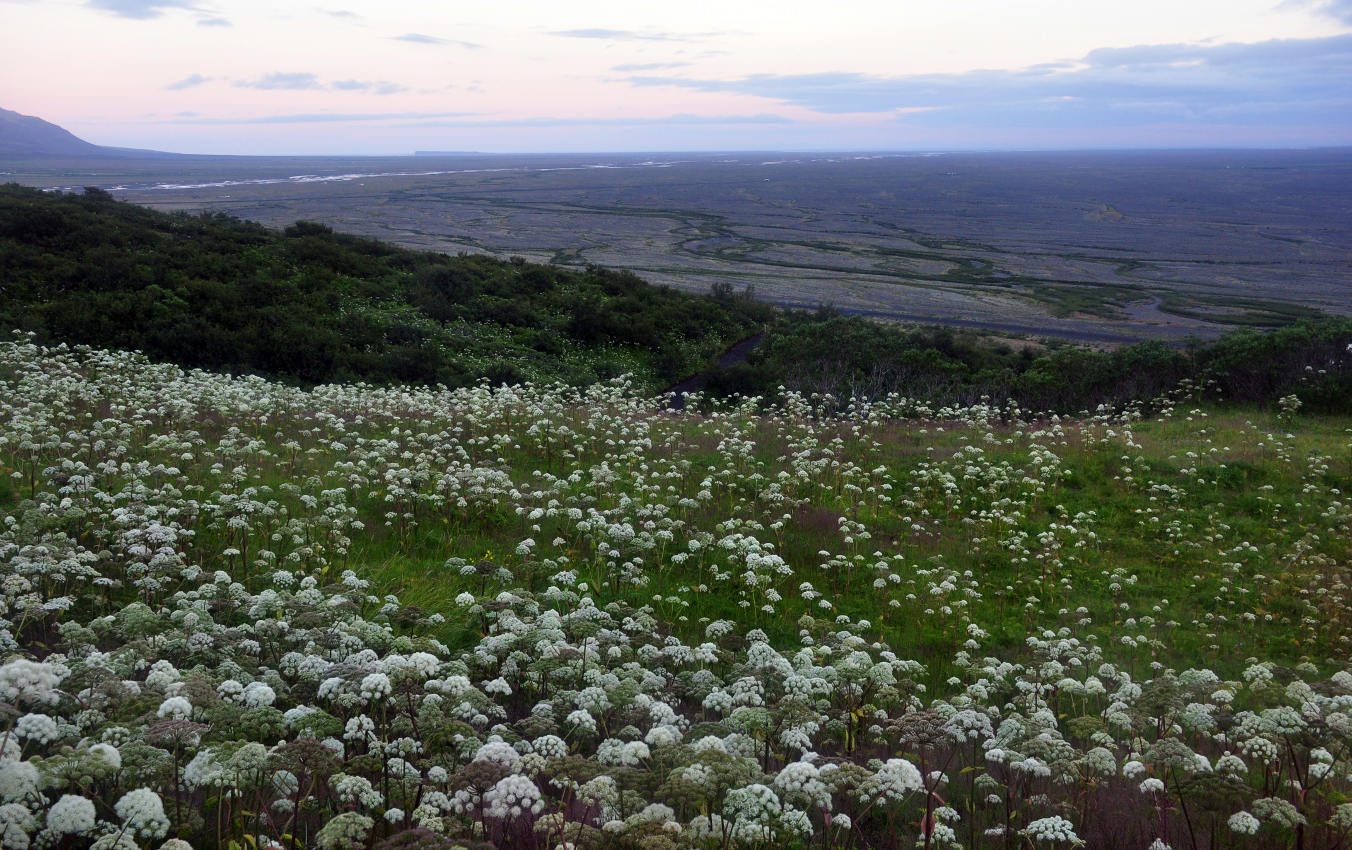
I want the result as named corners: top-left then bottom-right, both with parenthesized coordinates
top-left (1196, 320), bottom-right (1352, 413)
top-left (0, 184), bottom-right (767, 389)
top-left (702, 310), bottom-right (1352, 414)
top-left (741, 317), bottom-right (982, 400)
top-left (1012, 340), bottom-right (1191, 411)
top-left (701, 313), bottom-right (1041, 406)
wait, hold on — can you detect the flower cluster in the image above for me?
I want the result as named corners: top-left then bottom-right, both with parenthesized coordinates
top-left (0, 337), bottom-right (1348, 849)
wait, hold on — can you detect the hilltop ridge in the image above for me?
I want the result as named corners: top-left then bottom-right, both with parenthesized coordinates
top-left (0, 107), bottom-right (172, 158)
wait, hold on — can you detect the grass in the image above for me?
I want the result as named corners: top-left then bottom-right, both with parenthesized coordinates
top-left (7, 337), bottom-right (1352, 849)
top-left (9, 331), bottom-right (1347, 698)
top-left (123, 394), bottom-right (1352, 692)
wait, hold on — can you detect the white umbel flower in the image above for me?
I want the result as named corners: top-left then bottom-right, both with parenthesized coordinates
top-left (1021, 815), bottom-right (1079, 843)
top-left (13, 715), bottom-right (58, 745)
top-left (156, 696), bottom-right (192, 720)
top-left (531, 735), bottom-right (567, 759)
top-left (484, 775), bottom-right (544, 819)
top-left (474, 740), bottom-right (521, 767)
top-left (1228, 811), bottom-right (1260, 835)
top-left (0, 762), bottom-right (41, 805)
top-left (46, 795), bottom-right (97, 835)
top-left (88, 743), bottom-right (121, 770)
top-left (0, 660), bottom-right (65, 706)
top-left (115, 788), bottom-right (170, 840)
top-left (862, 758), bottom-right (923, 803)
top-left (359, 673), bottom-right (391, 702)
top-left (240, 682), bottom-right (276, 708)
top-left (0, 803), bottom-right (35, 850)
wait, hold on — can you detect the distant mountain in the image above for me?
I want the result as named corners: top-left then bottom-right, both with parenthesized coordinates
top-left (0, 108), bottom-right (172, 158)
top-left (0, 108), bottom-right (103, 156)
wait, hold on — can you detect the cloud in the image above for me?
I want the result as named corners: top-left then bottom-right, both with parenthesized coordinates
top-left (230, 73), bottom-right (414, 94)
top-left (234, 72), bottom-right (324, 91)
top-left (85, 0), bottom-right (195, 18)
top-left (549, 28), bottom-right (700, 42)
top-left (392, 32), bottom-right (481, 48)
top-left (611, 62), bottom-right (690, 72)
top-left (196, 16), bottom-right (228, 26)
top-left (1282, 0), bottom-right (1352, 25)
top-left (322, 8), bottom-right (359, 18)
top-left (1084, 35), bottom-right (1352, 69)
top-left (160, 111), bottom-right (480, 124)
top-left (394, 113), bottom-right (793, 129)
top-left (166, 73), bottom-right (210, 90)
top-left (332, 79), bottom-right (408, 95)
top-left (623, 34), bottom-right (1352, 128)
top-left (1323, 0), bottom-right (1352, 20)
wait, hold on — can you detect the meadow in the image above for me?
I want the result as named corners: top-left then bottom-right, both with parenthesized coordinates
top-left (3, 335), bottom-right (1350, 849)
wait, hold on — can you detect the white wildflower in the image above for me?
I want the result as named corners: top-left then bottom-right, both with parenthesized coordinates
top-left (114, 788), bottom-right (170, 840)
top-left (156, 696), bottom-right (192, 720)
top-left (1021, 815), bottom-right (1079, 843)
top-left (46, 795), bottom-right (97, 835)
top-left (13, 715), bottom-right (58, 745)
top-left (484, 775), bottom-right (544, 819)
top-left (0, 660), bottom-right (64, 706)
top-left (1228, 811), bottom-right (1260, 835)
top-left (240, 681), bottom-right (276, 708)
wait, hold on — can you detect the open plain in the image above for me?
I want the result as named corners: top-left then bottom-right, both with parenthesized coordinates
top-left (9, 147), bottom-right (1352, 343)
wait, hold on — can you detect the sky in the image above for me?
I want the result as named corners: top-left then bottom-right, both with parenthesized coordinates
top-left (2, 0), bottom-right (1351, 154)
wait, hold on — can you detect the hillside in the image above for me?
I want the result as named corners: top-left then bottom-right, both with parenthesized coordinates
top-left (0, 107), bottom-right (178, 158)
top-left (0, 107), bottom-right (105, 156)
top-left (1, 338), bottom-right (1350, 848)
top-left (0, 183), bottom-right (771, 389)
top-left (5, 182), bottom-right (1352, 416)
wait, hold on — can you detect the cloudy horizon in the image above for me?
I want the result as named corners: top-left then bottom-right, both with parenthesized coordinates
top-left (2, 0), bottom-right (1350, 154)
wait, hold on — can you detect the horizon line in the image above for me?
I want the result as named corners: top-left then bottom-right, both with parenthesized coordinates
top-left (8, 144), bottom-right (1352, 160)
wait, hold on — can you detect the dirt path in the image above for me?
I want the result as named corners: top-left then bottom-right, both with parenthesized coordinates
top-left (663, 332), bottom-right (764, 409)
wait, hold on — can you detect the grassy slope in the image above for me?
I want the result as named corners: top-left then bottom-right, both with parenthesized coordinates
top-left (8, 342), bottom-right (1344, 688)
top-left (359, 399), bottom-right (1352, 684)
top-left (4, 340), bottom-right (1352, 850)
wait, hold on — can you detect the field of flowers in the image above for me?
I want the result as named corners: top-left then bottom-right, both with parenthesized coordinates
top-left (2, 334), bottom-right (1350, 850)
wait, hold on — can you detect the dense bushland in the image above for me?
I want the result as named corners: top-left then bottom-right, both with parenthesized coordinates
top-left (701, 309), bottom-right (1352, 414)
top-left (0, 184), bottom-right (771, 389)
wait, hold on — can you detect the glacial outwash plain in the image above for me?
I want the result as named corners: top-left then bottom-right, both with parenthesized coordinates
top-left (11, 147), bottom-right (1352, 344)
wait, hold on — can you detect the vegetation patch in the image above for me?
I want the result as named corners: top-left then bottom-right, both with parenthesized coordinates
top-left (700, 309), bottom-right (1352, 415)
top-left (2, 338), bottom-right (1351, 849)
top-left (0, 184), bottom-right (770, 390)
